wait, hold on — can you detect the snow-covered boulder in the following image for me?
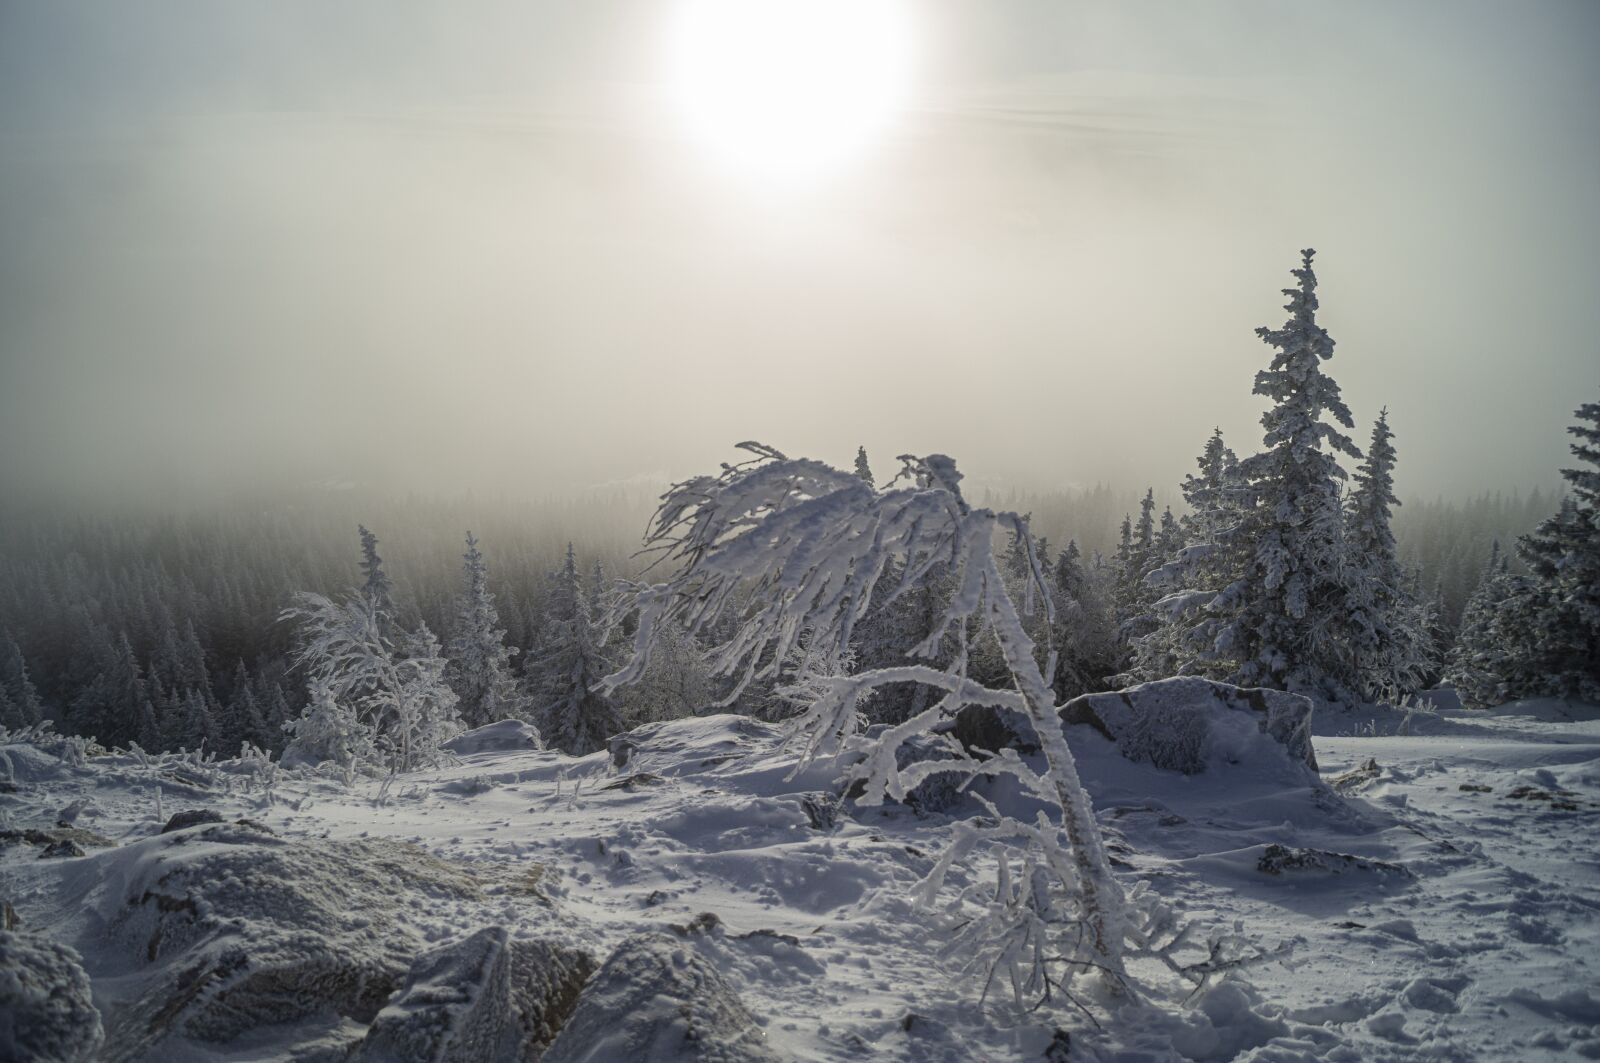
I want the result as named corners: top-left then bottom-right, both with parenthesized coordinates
top-left (0, 825), bottom-right (115, 853)
top-left (608, 715), bottom-right (782, 775)
top-left (443, 720), bottom-right (544, 756)
top-left (354, 926), bottom-right (594, 1063)
top-left (1060, 677), bottom-right (1318, 774)
top-left (158, 808), bottom-right (223, 833)
top-left (540, 933), bottom-right (781, 1063)
top-left (98, 820), bottom-right (486, 1058)
top-left (0, 928), bottom-right (104, 1063)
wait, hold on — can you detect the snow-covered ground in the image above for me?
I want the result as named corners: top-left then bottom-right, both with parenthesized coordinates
top-left (3, 698), bottom-right (1598, 1061)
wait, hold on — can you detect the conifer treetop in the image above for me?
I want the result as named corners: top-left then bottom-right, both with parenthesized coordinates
top-left (1250, 248), bottom-right (1360, 466)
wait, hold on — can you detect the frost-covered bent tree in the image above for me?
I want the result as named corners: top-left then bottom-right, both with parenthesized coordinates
top-left (602, 443), bottom-right (1131, 1003)
top-left (281, 593), bottom-right (462, 773)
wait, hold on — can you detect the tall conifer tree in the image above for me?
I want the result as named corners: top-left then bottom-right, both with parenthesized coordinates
top-left (447, 532), bottom-right (534, 730)
top-left (529, 544), bottom-right (621, 755)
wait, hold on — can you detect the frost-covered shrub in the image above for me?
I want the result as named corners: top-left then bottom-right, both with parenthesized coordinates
top-left (872, 728), bottom-right (967, 815)
top-left (281, 677), bottom-right (377, 771)
top-left (282, 594), bottom-right (463, 773)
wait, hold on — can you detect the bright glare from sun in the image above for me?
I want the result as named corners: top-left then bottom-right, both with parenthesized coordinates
top-left (669, 0), bottom-right (911, 185)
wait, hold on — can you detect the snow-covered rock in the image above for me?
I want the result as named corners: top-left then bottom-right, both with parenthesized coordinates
top-left (0, 928), bottom-right (103, 1063)
top-left (608, 714), bottom-right (782, 776)
top-left (443, 720), bottom-right (544, 756)
top-left (540, 933), bottom-right (782, 1063)
top-left (6, 702), bottom-right (1598, 1061)
top-left (353, 925), bottom-right (594, 1063)
top-left (0, 825), bottom-right (115, 853)
top-left (1061, 677), bottom-right (1318, 774)
top-left (158, 808), bottom-right (222, 833)
top-left (98, 820), bottom-right (488, 1057)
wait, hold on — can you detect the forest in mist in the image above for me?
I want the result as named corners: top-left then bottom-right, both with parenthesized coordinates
top-left (0, 468), bottom-right (1557, 756)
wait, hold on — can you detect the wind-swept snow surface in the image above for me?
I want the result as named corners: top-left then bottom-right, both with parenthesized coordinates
top-left (2, 700), bottom-right (1598, 1060)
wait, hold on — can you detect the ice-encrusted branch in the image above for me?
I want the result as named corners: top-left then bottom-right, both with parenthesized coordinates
top-left (602, 444), bottom-right (1128, 987)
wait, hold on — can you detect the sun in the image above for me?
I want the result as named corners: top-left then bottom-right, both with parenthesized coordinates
top-left (668, 0), bottom-right (912, 186)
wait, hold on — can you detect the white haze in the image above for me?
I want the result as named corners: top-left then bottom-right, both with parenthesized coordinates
top-left (1, 0), bottom-right (1597, 507)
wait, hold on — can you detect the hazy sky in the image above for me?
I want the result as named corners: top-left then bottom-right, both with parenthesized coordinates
top-left (2, 1), bottom-right (1597, 506)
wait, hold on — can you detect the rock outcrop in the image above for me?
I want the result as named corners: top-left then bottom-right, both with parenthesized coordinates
top-left (354, 926), bottom-right (594, 1063)
top-left (101, 820), bottom-right (485, 1061)
top-left (1060, 677), bottom-right (1318, 774)
top-left (541, 933), bottom-right (781, 1063)
top-left (442, 720), bottom-right (545, 756)
top-left (158, 808), bottom-right (224, 834)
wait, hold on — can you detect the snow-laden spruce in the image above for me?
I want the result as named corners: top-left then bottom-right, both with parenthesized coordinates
top-left (1344, 410), bottom-right (1434, 701)
top-left (1136, 251), bottom-right (1374, 704)
top-left (0, 635), bottom-right (45, 731)
top-left (854, 445), bottom-right (874, 485)
top-left (358, 524), bottom-right (398, 629)
top-left (1127, 429), bottom-right (1244, 684)
top-left (446, 532), bottom-right (537, 732)
top-left (601, 442), bottom-right (1129, 996)
top-left (1439, 399), bottom-right (1600, 707)
top-left (1507, 398), bottom-right (1600, 703)
top-left (528, 544), bottom-right (622, 756)
top-left (1222, 249), bottom-right (1364, 701)
top-left (1442, 541), bottom-right (1518, 709)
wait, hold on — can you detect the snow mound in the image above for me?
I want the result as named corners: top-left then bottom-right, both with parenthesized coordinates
top-left (353, 925), bottom-right (594, 1063)
top-left (0, 928), bottom-right (104, 1063)
top-left (608, 715), bottom-right (783, 775)
top-left (443, 720), bottom-right (545, 756)
top-left (541, 933), bottom-right (782, 1063)
top-left (96, 820), bottom-right (489, 1057)
top-left (1062, 677), bottom-right (1317, 774)
top-left (1112, 982), bottom-right (1295, 1062)
top-left (0, 740), bottom-right (83, 785)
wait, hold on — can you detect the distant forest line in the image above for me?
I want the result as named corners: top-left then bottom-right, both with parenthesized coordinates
top-left (0, 476), bottom-right (1554, 753)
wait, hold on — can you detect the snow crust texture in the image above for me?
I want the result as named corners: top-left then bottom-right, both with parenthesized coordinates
top-left (0, 927), bottom-right (103, 1063)
top-left (4, 699), bottom-right (1600, 1061)
top-left (100, 820), bottom-right (485, 1057)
